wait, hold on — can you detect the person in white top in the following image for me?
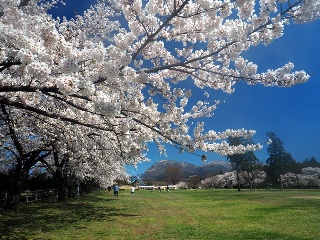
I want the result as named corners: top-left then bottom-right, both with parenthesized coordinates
top-left (130, 186), bottom-right (135, 197)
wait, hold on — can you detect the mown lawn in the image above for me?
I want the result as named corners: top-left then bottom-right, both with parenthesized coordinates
top-left (1, 189), bottom-right (320, 240)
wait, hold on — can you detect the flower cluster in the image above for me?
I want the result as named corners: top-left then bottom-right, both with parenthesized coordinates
top-left (27, 61), bottom-right (51, 78)
top-left (58, 58), bottom-right (79, 73)
top-left (56, 75), bottom-right (79, 95)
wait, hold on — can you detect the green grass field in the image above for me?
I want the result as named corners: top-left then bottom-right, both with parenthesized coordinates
top-left (1, 189), bottom-right (320, 240)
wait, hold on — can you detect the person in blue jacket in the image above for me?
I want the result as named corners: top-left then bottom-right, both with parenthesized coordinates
top-left (113, 184), bottom-right (119, 197)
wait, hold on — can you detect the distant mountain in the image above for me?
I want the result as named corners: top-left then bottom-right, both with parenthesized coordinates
top-left (195, 160), bottom-right (232, 177)
top-left (140, 160), bottom-right (232, 180)
top-left (141, 160), bottom-right (197, 181)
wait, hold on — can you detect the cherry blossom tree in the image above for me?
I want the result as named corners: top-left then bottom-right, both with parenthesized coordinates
top-left (0, 107), bottom-right (147, 209)
top-left (0, 0), bottom-right (320, 208)
top-left (281, 167), bottom-right (320, 188)
top-left (0, 103), bottom-right (148, 209)
top-left (201, 169), bottom-right (266, 189)
top-left (176, 181), bottom-right (188, 189)
top-left (0, 105), bottom-right (53, 210)
top-left (241, 167), bottom-right (265, 191)
top-left (227, 136), bottom-right (260, 191)
top-left (201, 170), bottom-right (238, 188)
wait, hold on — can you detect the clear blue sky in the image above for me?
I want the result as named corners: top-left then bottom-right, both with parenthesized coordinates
top-left (50, 1), bottom-right (320, 175)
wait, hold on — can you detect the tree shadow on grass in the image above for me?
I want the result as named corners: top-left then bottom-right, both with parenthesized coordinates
top-left (0, 198), bottom-right (138, 239)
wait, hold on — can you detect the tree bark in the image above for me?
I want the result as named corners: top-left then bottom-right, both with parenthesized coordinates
top-left (236, 164), bottom-right (241, 192)
top-left (279, 175), bottom-right (284, 191)
top-left (67, 174), bottom-right (77, 198)
top-left (55, 168), bottom-right (67, 202)
top-left (5, 168), bottom-right (27, 211)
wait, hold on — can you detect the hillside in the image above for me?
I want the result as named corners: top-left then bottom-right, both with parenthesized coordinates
top-left (141, 160), bottom-right (197, 181)
top-left (141, 160), bottom-right (232, 180)
top-left (195, 160), bottom-right (232, 177)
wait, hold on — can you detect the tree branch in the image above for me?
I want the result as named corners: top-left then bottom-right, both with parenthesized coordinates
top-left (0, 58), bottom-right (21, 72)
top-left (0, 97), bottom-right (115, 132)
top-left (0, 104), bottom-right (24, 156)
top-left (128, 0), bottom-right (190, 65)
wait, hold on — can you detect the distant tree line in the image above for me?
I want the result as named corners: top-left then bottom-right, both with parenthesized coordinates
top-left (163, 132), bottom-right (320, 190)
top-left (201, 132), bottom-right (320, 191)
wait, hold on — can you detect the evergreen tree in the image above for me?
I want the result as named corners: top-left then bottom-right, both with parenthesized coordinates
top-left (301, 157), bottom-right (320, 168)
top-left (265, 132), bottom-right (297, 190)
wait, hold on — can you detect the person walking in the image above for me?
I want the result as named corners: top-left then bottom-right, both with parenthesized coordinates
top-left (130, 186), bottom-right (135, 197)
top-left (113, 184), bottom-right (119, 197)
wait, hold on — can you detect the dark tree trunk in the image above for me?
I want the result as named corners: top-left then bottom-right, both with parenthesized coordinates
top-left (279, 176), bottom-right (284, 191)
top-left (67, 178), bottom-right (77, 198)
top-left (5, 169), bottom-right (27, 211)
top-left (55, 168), bottom-right (66, 202)
top-left (236, 164), bottom-right (241, 192)
top-left (0, 104), bottom-right (52, 210)
top-left (249, 179), bottom-right (256, 191)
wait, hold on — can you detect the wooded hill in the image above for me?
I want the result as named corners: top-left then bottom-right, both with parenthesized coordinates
top-left (140, 160), bottom-right (232, 181)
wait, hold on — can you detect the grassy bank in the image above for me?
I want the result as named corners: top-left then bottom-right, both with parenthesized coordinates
top-left (1, 189), bottom-right (320, 239)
